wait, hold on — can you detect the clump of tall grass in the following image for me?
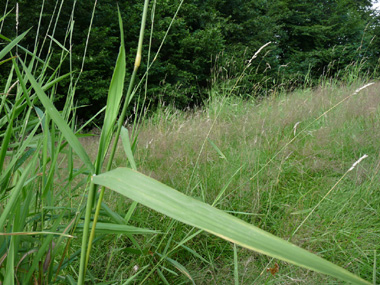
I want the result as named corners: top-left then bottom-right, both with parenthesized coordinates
top-left (0, 1), bottom-right (377, 284)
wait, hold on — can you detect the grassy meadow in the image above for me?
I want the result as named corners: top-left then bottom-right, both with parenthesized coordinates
top-left (77, 81), bottom-right (380, 283)
top-left (1, 2), bottom-right (379, 284)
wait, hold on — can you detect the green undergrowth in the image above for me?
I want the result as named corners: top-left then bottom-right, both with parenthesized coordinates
top-left (1, 2), bottom-right (379, 283)
top-left (85, 81), bottom-right (380, 283)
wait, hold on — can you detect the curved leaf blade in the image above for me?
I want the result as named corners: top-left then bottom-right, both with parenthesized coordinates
top-left (96, 10), bottom-right (126, 169)
top-left (93, 168), bottom-right (369, 284)
top-left (18, 58), bottom-right (94, 173)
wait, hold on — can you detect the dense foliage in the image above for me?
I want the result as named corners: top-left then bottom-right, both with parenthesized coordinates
top-left (1, 0), bottom-right (379, 122)
top-left (0, 1), bottom-right (379, 283)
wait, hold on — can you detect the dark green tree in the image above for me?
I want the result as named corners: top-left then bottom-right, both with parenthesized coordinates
top-left (1, 0), bottom-right (379, 123)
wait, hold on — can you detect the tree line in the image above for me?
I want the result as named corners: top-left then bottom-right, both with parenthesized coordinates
top-left (1, 0), bottom-right (379, 122)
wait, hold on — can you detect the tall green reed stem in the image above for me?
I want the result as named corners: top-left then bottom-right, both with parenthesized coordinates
top-left (77, 1), bottom-right (150, 283)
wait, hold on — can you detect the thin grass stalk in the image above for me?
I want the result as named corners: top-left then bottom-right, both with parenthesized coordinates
top-left (374, 250), bottom-right (377, 285)
top-left (77, 9), bottom-right (126, 283)
top-left (50, 2), bottom-right (77, 103)
top-left (37, 0), bottom-right (58, 58)
top-left (133, 0), bottom-right (157, 135)
top-left (74, 0), bottom-right (97, 87)
top-left (15, 2), bottom-right (18, 56)
top-left (68, 5), bottom-right (75, 95)
top-left (77, 184), bottom-right (96, 283)
top-left (0, 0), bottom-right (9, 33)
top-left (83, 0), bottom-right (150, 273)
top-left (126, 0), bottom-right (158, 146)
top-left (32, 0), bottom-right (45, 54)
top-left (132, 0), bottom-right (184, 95)
top-left (12, 56), bottom-right (31, 106)
top-left (143, 0), bottom-right (156, 100)
top-left (4, 235), bottom-right (15, 285)
top-left (78, 3), bottom-right (149, 282)
top-left (69, 0), bottom-right (101, 278)
top-left (45, 0), bottom-right (64, 61)
top-left (101, 127), bottom-right (139, 282)
top-left (234, 244), bottom-right (239, 285)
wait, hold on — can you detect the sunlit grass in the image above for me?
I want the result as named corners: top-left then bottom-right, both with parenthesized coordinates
top-left (100, 81), bottom-right (379, 283)
top-left (0, 1), bottom-right (378, 283)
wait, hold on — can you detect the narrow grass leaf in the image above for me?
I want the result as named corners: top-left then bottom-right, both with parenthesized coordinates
top-left (4, 236), bottom-right (15, 285)
top-left (212, 166), bottom-right (243, 207)
top-left (157, 267), bottom-right (171, 285)
top-left (47, 35), bottom-right (69, 53)
top-left (0, 29), bottom-right (30, 61)
top-left (12, 57), bottom-right (32, 106)
top-left (19, 58), bottom-right (94, 173)
top-left (97, 9), bottom-right (126, 169)
top-left (0, 34), bottom-right (48, 67)
top-left (0, 121), bottom-right (39, 187)
top-left (0, 55), bottom-right (17, 66)
top-left (93, 168), bottom-right (370, 284)
top-left (0, 232), bottom-right (73, 238)
top-left (121, 126), bottom-right (137, 170)
top-left (78, 12), bottom-right (127, 282)
top-left (75, 222), bottom-right (158, 235)
top-left (156, 253), bottom-right (195, 284)
top-left (374, 250), bottom-right (377, 285)
top-left (207, 138), bottom-right (227, 160)
top-left (23, 212), bottom-right (65, 284)
top-left (65, 275), bottom-right (76, 285)
top-left (0, 9), bottom-right (12, 23)
top-left (35, 106), bottom-right (52, 155)
top-left (15, 148), bottom-right (36, 170)
top-left (234, 244), bottom-right (239, 285)
top-left (178, 244), bottom-right (210, 264)
top-left (122, 265), bottom-right (149, 285)
top-left (124, 201), bottom-right (138, 223)
top-left (42, 72), bottom-right (71, 92)
top-left (0, 162), bottom-right (34, 230)
top-left (0, 116), bottom-right (14, 172)
top-left (100, 202), bottom-right (127, 225)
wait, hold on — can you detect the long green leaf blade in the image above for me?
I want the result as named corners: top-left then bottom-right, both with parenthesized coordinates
top-left (0, 34), bottom-right (49, 68)
top-left (0, 162), bottom-right (34, 230)
top-left (0, 29), bottom-right (29, 61)
top-left (0, 9), bottom-right (13, 23)
top-left (93, 168), bottom-right (370, 284)
top-left (96, 10), bottom-right (126, 169)
top-left (121, 126), bottom-right (137, 170)
top-left (18, 59), bottom-right (94, 173)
